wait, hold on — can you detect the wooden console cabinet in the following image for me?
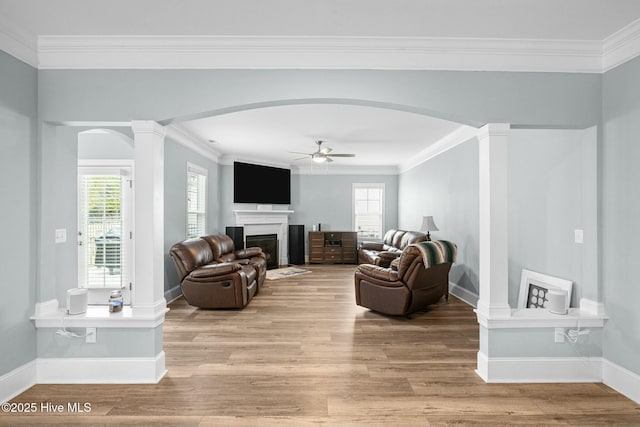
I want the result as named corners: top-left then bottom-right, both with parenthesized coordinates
top-left (309, 231), bottom-right (357, 264)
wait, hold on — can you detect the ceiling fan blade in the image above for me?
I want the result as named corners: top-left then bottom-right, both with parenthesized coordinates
top-left (288, 151), bottom-right (312, 155)
top-left (327, 153), bottom-right (356, 157)
top-left (292, 156), bottom-right (311, 161)
top-left (319, 147), bottom-right (332, 155)
top-left (326, 157), bottom-right (334, 162)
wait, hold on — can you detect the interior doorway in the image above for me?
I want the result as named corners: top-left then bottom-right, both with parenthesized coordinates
top-left (77, 161), bottom-right (133, 304)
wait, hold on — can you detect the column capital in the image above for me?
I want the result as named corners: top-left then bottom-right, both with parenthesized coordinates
top-left (477, 123), bottom-right (510, 141)
top-left (131, 120), bottom-right (166, 138)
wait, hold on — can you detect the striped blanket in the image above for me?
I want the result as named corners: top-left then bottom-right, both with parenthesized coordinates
top-left (410, 240), bottom-right (457, 268)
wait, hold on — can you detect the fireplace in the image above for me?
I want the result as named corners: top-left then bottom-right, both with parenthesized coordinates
top-left (246, 234), bottom-right (279, 270)
top-left (233, 209), bottom-right (294, 266)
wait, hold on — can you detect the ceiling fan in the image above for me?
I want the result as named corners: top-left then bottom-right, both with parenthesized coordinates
top-left (290, 140), bottom-right (356, 163)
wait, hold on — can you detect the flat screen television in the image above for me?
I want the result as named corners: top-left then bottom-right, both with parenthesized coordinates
top-left (233, 161), bottom-right (291, 204)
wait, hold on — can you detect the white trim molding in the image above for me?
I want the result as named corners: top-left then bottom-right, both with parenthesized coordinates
top-left (603, 17), bottom-right (640, 72)
top-left (36, 352), bottom-right (166, 384)
top-left (476, 353), bottom-right (640, 404)
top-left (165, 124), bottom-right (221, 163)
top-left (399, 125), bottom-right (478, 173)
top-left (603, 359), bottom-right (640, 404)
top-left (1, 15), bottom-right (639, 72)
top-left (0, 360), bottom-right (37, 404)
top-left (477, 352), bottom-right (603, 383)
top-left (31, 298), bottom-right (169, 329)
top-left (35, 35), bottom-right (606, 72)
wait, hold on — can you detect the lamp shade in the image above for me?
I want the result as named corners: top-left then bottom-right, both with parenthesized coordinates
top-left (420, 216), bottom-right (439, 232)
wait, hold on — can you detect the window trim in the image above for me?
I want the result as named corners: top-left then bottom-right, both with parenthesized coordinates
top-left (186, 162), bottom-right (208, 239)
top-left (352, 182), bottom-right (385, 241)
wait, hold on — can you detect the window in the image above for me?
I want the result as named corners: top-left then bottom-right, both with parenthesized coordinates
top-left (78, 162), bottom-right (133, 304)
top-left (353, 183), bottom-right (385, 239)
top-left (186, 162), bottom-right (208, 238)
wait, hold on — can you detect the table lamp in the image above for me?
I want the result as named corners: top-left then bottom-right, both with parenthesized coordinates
top-left (420, 216), bottom-right (439, 241)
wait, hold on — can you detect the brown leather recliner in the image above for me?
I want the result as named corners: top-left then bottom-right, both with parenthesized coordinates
top-left (203, 234), bottom-right (267, 292)
top-left (354, 240), bottom-right (456, 316)
top-left (170, 237), bottom-right (259, 309)
top-left (358, 229), bottom-right (427, 267)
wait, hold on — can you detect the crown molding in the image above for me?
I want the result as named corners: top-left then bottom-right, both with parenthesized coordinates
top-left (0, 14), bottom-right (37, 67)
top-left (2, 21), bottom-right (639, 73)
top-left (35, 35), bottom-right (605, 73)
top-left (217, 154), bottom-right (398, 175)
top-left (292, 164), bottom-right (399, 175)
top-left (165, 123), bottom-right (221, 162)
top-left (399, 125), bottom-right (478, 173)
top-left (603, 17), bottom-right (640, 72)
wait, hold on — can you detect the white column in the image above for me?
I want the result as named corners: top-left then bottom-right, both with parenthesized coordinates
top-left (131, 121), bottom-right (166, 311)
top-left (476, 123), bottom-right (511, 320)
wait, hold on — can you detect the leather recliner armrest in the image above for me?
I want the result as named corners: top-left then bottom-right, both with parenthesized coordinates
top-left (356, 264), bottom-right (400, 282)
top-left (235, 247), bottom-right (264, 259)
top-left (360, 241), bottom-right (384, 250)
top-left (378, 250), bottom-right (401, 260)
top-left (190, 262), bottom-right (241, 278)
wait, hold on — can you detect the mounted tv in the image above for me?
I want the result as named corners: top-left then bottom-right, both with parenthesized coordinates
top-left (233, 161), bottom-right (291, 205)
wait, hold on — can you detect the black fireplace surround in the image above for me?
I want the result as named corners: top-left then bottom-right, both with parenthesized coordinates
top-left (246, 234), bottom-right (278, 269)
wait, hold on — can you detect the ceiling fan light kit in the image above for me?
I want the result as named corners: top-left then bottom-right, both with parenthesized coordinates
top-left (290, 140), bottom-right (355, 164)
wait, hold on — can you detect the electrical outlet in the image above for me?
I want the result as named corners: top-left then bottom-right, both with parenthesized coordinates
top-left (55, 228), bottom-right (67, 243)
top-left (86, 328), bottom-right (96, 344)
top-left (554, 328), bottom-right (565, 343)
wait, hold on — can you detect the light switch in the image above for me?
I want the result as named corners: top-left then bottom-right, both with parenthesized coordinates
top-left (55, 229), bottom-right (67, 243)
top-left (574, 229), bottom-right (584, 244)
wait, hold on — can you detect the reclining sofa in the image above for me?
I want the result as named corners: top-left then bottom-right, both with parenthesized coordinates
top-left (358, 229), bottom-right (427, 267)
top-left (170, 234), bottom-right (266, 309)
top-left (355, 240), bottom-right (457, 316)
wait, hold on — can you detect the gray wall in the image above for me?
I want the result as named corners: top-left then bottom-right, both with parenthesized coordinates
top-left (290, 173), bottom-right (399, 242)
top-left (164, 138), bottom-right (221, 301)
top-left (37, 326), bottom-right (162, 358)
top-left (0, 51), bottom-right (38, 376)
top-left (508, 128), bottom-right (598, 308)
top-left (602, 55), bottom-right (640, 375)
top-left (398, 139), bottom-right (480, 298)
top-left (78, 129), bottom-right (134, 160)
top-left (37, 70), bottom-right (601, 127)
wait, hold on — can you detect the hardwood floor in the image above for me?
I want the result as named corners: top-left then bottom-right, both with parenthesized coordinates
top-left (3, 264), bottom-right (640, 426)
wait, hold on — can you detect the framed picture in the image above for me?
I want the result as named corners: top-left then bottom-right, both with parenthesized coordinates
top-left (518, 269), bottom-right (572, 310)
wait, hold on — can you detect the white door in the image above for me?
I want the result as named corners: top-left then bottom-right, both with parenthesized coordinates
top-left (78, 164), bottom-right (133, 305)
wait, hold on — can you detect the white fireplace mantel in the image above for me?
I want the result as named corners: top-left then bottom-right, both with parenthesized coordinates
top-left (233, 209), bottom-right (294, 266)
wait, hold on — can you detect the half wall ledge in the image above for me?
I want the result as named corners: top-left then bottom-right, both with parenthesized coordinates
top-left (31, 299), bottom-right (169, 328)
top-left (475, 298), bottom-right (607, 329)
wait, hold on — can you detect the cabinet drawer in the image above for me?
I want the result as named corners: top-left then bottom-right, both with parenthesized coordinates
top-left (324, 247), bottom-right (341, 255)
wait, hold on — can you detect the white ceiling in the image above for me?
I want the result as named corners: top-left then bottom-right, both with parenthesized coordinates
top-left (2, 0), bottom-right (640, 171)
top-left (1, 0), bottom-right (639, 40)
top-left (178, 104), bottom-right (466, 169)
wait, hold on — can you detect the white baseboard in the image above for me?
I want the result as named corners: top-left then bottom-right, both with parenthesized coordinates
top-left (0, 360), bottom-right (37, 403)
top-left (603, 358), bottom-right (640, 404)
top-left (449, 281), bottom-right (478, 308)
top-left (476, 351), bottom-right (603, 383)
top-left (37, 351), bottom-right (167, 384)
